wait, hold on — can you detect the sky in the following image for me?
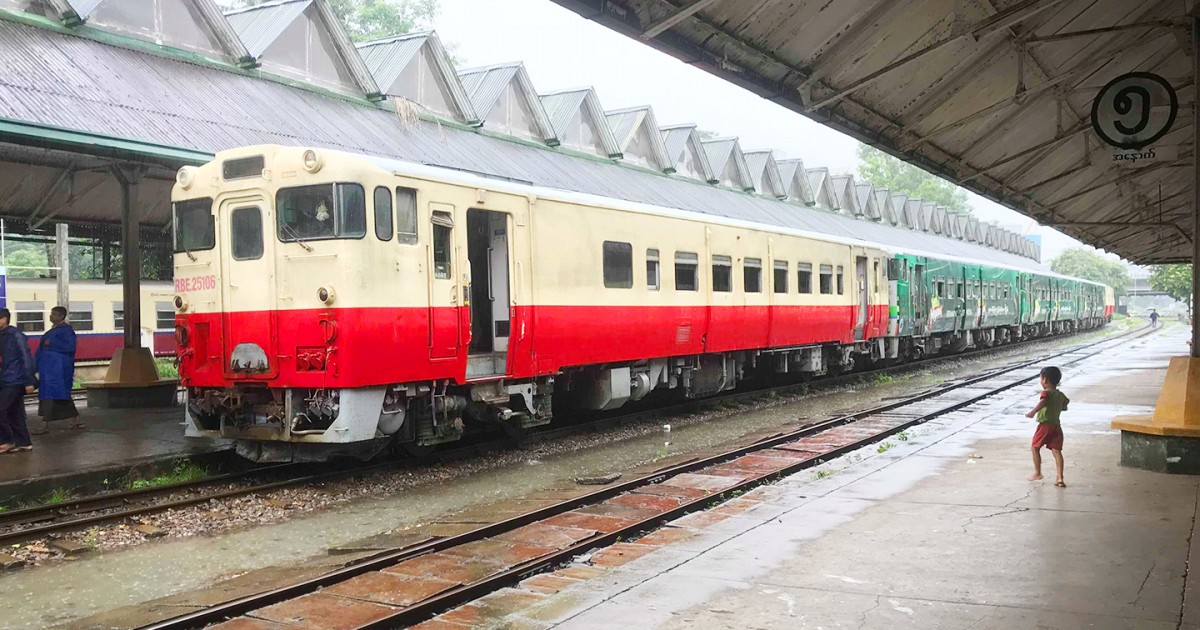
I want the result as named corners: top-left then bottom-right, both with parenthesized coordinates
top-left (430, 0), bottom-right (1103, 264)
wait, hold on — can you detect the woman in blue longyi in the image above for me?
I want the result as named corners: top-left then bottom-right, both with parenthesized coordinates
top-left (36, 306), bottom-right (81, 429)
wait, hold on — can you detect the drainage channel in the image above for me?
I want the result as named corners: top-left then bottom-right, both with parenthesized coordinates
top-left (143, 328), bottom-right (1146, 630)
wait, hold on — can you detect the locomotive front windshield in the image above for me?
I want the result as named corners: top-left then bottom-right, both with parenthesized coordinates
top-left (173, 198), bottom-right (215, 253)
top-left (276, 183), bottom-right (367, 242)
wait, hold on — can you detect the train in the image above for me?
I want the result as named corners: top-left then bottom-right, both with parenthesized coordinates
top-left (6, 278), bottom-right (177, 361)
top-left (172, 146), bottom-right (1113, 462)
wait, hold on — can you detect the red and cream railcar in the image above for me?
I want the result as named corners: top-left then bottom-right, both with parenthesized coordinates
top-left (173, 146), bottom-right (892, 461)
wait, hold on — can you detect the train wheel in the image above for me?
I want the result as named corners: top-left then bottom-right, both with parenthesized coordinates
top-left (399, 442), bottom-right (435, 458)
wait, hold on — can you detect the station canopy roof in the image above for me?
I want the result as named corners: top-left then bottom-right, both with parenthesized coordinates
top-left (0, 1), bottom-right (1047, 267)
top-left (551, 0), bottom-right (1198, 264)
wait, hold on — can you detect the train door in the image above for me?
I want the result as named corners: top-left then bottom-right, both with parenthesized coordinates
top-left (465, 208), bottom-right (510, 377)
top-left (854, 255), bottom-right (869, 341)
top-left (218, 194), bottom-right (278, 378)
top-left (428, 205), bottom-right (460, 360)
top-left (913, 263), bottom-right (927, 333)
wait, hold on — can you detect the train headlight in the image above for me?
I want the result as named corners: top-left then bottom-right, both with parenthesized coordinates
top-left (302, 149), bottom-right (323, 173)
top-left (176, 166), bottom-right (195, 190)
top-left (173, 294), bottom-right (188, 312)
top-left (317, 286), bottom-right (335, 305)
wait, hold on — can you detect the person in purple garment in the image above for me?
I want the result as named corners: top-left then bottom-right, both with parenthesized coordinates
top-left (35, 306), bottom-right (81, 429)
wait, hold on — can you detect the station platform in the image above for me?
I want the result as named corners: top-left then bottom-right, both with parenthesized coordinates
top-left (0, 399), bottom-right (228, 502)
top-left (483, 328), bottom-right (1197, 629)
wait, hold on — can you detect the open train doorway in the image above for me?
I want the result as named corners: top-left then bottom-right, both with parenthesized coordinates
top-left (466, 209), bottom-right (510, 377)
top-left (854, 255), bottom-right (869, 341)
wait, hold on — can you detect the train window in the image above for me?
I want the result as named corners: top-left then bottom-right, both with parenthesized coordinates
top-left (797, 263), bottom-right (812, 294)
top-left (337, 184), bottom-right (366, 238)
top-left (173, 198), bottom-right (215, 253)
top-left (819, 265), bottom-right (833, 294)
top-left (675, 252), bottom-right (699, 291)
top-left (15, 301), bottom-right (43, 333)
top-left (646, 249), bottom-right (660, 290)
top-left (432, 211), bottom-right (453, 279)
top-left (603, 241), bottom-right (633, 289)
top-left (774, 260), bottom-right (789, 294)
top-left (935, 280), bottom-right (945, 298)
top-left (230, 206), bottom-right (263, 261)
top-left (155, 302), bottom-right (174, 329)
top-left (396, 187), bottom-right (417, 244)
top-left (276, 183), bottom-right (366, 242)
top-left (113, 302), bottom-right (124, 329)
top-left (956, 281), bottom-right (964, 298)
top-left (712, 255), bottom-right (732, 292)
top-left (69, 302), bottom-right (94, 332)
top-left (886, 259), bottom-right (903, 280)
top-left (374, 187), bottom-right (393, 241)
top-left (744, 258), bottom-right (762, 293)
top-left (836, 266), bottom-right (844, 295)
top-left (221, 155), bottom-right (264, 180)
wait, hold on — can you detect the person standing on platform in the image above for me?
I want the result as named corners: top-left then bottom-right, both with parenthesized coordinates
top-left (0, 308), bottom-right (36, 454)
top-left (35, 306), bottom-right (80, 430)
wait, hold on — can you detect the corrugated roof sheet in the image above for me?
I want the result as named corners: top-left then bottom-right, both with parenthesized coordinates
top-left (63, 0), bottom-right (103, 18)
top-left (458, 63), bottom-right (519, 118)
top-left (0, 19), bottom-right (1048, 272)
top-left (355, 32), bottom-right (426, 95)
top-left (223, 0), bottom-right (310, 58)
top-left (539, 89), bottom-right (589, 136)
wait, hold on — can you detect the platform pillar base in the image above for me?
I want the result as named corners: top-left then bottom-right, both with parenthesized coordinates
top-left (1112, 356), bottom-right (1200, 474)
top-left (83, 347), bottom-right (178, 409)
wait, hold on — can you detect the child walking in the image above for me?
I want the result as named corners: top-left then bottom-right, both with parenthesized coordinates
top-left (1026, 366), bottom-right (1069, 487)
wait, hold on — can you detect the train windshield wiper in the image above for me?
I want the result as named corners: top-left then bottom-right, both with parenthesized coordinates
top-left (280, 223), bottom-right (314, 252)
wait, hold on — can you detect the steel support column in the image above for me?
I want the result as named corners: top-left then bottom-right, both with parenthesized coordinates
top-left (55, 222), bottom-right (68, 311)
top-left (1193, 16), bottom-right (1200, 357)
top-left (114, 163), bottom-right (147, 349)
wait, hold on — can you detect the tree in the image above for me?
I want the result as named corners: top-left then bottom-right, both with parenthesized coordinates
top-left (233, 0), bottom-right (441, 42)
top-left (1150, 264), bottom-right (1193, 312)
top-left (856, 145), bottom-right (970, 214)
top-left (1050, 248), bottom-right (1131, 296)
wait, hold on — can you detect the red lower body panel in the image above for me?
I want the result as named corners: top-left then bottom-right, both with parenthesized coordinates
top-left (177, 303), bottom-right (891, 389)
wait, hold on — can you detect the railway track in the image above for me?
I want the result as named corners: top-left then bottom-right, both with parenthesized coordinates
top-left (0, 325), bottom-right (1134, 548)
top-left (138, 325), bottom-right (1149, 630)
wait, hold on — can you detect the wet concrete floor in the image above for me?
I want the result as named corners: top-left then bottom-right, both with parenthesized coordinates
top-left (0, 325), bottom-right (1137, 630)
top-left (492, 328), bottom-right (1194, 629)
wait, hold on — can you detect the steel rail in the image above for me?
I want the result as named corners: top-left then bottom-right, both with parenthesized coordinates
top-left (0, 325), bottom-right (1119, 544)
top-left (141, 325), bottom-right (1148, 630)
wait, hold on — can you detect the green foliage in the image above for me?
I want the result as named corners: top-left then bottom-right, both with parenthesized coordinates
top-left (128, 460), bottom-right (208, 490)
top-left (856, 145), bottom-right (970, 214)
top-left (876, 442), bottom-right (894, 454)
top-left (1150, 264), bottom-right (1193, 310)
top-left (331, 0), bottom-right (439, 42)
top-left (154, 358), bottom-right (179, 379)
top-left (234, 0), bottom-right (441, 43)
top-left (1049, 249), bottom-right (1131, 295)
top-left (44, 488), bottom-right (71, 505)
top-left (874, 372), bottom-right (893, 384)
